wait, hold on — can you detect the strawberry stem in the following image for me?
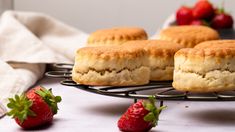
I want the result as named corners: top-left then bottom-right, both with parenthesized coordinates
top-left (217, 1), bottom-right (225, 14)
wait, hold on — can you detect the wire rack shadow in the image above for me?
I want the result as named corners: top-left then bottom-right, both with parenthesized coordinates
top-left (45, 63), bottom-right (235, 102)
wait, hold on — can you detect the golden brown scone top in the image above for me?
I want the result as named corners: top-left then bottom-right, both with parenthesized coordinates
top-left (123, 40), bottom-right (183, 57)
top-left (159, 25), bottom-right (220, 48)
top-left (76, 46), bottom-right (146, 59)
top-left (175, 48), bottom-right (235, 58)
top-left (195, 40), bottom-right (235, 49)
top-left (87, 27), bottom-right (148, 46)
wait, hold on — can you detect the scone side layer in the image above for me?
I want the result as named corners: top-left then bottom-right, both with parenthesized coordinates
top-left (122, 40), bottom-right (183, 81)
top-left (173, 69), bottom-right (235, 92)
top-left (72, 66), bottom-right (150, 86)
top-left (173, 48), bottom-right (235, 92)
top-left (74, 46), bottom-right (148, 73)
top-left (174, 48), bottom-right (235, 74)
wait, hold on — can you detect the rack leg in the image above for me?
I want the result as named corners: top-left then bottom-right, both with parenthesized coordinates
top-left (134, 98), bottom-right (137, 103)
top-left (160, 100), bottom-right (163, 107)
top-left (129, 92), bottom-right (137, 103)
top-left (159, 100), bottom-right (164, 114)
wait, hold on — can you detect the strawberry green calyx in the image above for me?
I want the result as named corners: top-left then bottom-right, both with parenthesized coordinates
top-left (35, 87), bottom-right (61, 114)
top-left (7, 94), bottom-right (36, 124)
top-left (217, 7), bottom-right (225, 14)
top-left (217, 1), bottom-right (225, 14)
top-left (202, 20), bottom-right (210, 26)
top-left (143, 96), bottom-right (166, 127)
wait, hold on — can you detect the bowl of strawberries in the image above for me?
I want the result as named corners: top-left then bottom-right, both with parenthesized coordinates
top-left (175, 0), bottom-right (234, 39)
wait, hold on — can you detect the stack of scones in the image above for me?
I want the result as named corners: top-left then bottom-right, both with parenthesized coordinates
top-left (72, 26), bottom-right (235, 93)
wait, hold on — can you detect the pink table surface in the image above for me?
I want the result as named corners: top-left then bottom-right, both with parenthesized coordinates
top-left (1, 77), bottom-right (235, 132)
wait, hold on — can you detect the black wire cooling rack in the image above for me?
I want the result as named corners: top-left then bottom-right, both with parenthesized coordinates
top-left (45, 63), bottom-right (235, 101)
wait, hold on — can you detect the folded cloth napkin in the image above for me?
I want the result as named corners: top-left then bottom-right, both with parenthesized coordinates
top-left (0, 10), bottom-right (88, 106)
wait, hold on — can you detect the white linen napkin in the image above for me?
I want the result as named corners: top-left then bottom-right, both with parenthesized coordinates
top-left (0, 10), bottom-right (88, 106)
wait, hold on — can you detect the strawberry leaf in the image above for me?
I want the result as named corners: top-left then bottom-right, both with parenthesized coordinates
top-left (55, 96), bottom-right (62, 102)
top-left (7, 94), bottom-right (35, 124)
top-left (143, 102), bottom-right (155, 111)
top-left (143, 96), bottom-right (166, 127)
top-left (144, 112), bottom-right (155, 122)
top-left (35, 86), bottom-right (62, 114)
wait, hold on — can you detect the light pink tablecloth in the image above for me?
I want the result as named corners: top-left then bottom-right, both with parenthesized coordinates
top-left (1, 77), bottom-right (235, 132)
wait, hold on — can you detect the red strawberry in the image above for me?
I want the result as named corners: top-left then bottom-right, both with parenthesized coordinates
top-left (176, 6), bottom-right (193, 25)
top-left (190, 20), bottom-right (207, 26)
top-left (7, 86), bottom-right (61, 129)
top-left (118, 97), bottom-right (166, 132)
top-left (211, 8), bottom-right (234, 29)
top-left (190, 20), bottom-right (204, 25)
top-left (193, 0), bottom-right (214, 20)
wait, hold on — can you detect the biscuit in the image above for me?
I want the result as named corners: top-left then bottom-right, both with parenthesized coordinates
top-left (195, 40), bottom-right (235, 49)
top-left (86, 27), bottom-right (148, 46)
top-left (123, 40), bottom-right (183, 81)
top-left (158, 25), bottom-right (220, 48)
top-left (72, 46), bottom-right (150, 86)
top-left (173, 48), bottom-right (235, 93)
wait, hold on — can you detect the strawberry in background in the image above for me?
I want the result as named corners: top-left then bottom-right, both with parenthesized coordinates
top-left (176, 6), bottom-right (193, 25)
top-left (175, 0), bottom-right (234, 29)
top-left (211, 8), bottom-right (234, 29)
top-left (192, 0), bottom-right (214, 20)
top-left (190, 20), bottom-right (208, 26)
top-left (117, 96), bottom-right (166, 132)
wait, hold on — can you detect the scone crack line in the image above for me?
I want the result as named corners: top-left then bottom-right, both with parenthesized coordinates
top-left (175, 69), bottom-right (235, 78)
top-left (151, 66), bottom-right (173, 71)
top-left (76, 66), bottom-right (147, 75)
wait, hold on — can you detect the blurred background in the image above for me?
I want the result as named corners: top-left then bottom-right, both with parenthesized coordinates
top-left (2, 0), bottom-right (235, 35)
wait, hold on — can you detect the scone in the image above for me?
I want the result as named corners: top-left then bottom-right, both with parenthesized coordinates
top-left (72, 46), bottom-right (150, 86)
top-left (123, 40), bottom-right (183, 81)
top-left (87, 27), bottom-right (148, 46)
top-left (173, 48), bottom-right (235, 93)
top-left (195, 40), bottom-right (235, 49)
top-left (158, 25), bottom-right (220, 48)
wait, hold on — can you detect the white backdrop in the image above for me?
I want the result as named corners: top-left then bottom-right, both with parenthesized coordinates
top-left (14, 0), bottom-right (235, 35)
